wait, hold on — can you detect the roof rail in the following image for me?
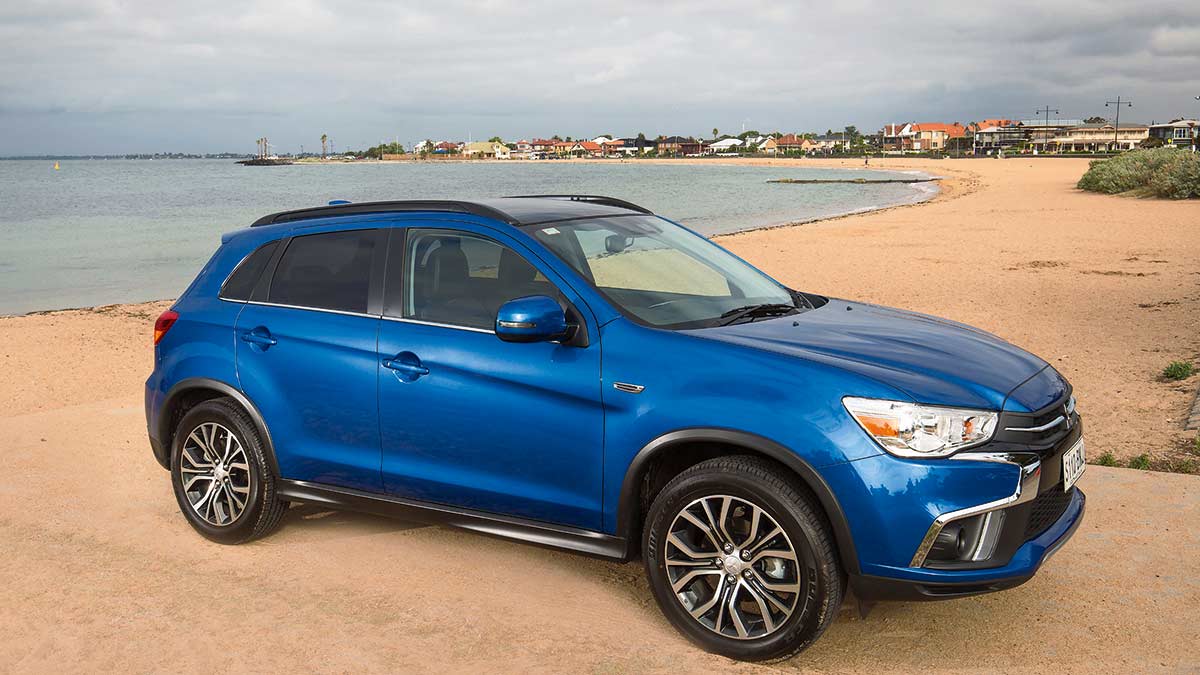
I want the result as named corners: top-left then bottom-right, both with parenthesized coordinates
top-left (250, 200), bottom-right (521, 227)
top-left (503, 195), bottom-right (653, 215)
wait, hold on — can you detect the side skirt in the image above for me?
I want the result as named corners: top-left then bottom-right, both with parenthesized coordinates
top-left (276, 479), bottom-right (630, 561)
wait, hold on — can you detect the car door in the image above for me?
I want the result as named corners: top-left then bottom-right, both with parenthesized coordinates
top-left (377, 222), bottom-right (605, 530)
top-left (235, 227), bottom-right (385, 492)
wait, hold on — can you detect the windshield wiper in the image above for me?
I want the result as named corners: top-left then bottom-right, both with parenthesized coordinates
top-left (717, 303), bottom-right (799, 326)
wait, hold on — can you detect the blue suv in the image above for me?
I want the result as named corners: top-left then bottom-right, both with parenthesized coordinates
top-left (146, 196), bottom-right (1085, 661)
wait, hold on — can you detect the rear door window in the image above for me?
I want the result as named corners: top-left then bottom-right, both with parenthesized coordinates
top-left (268, 230), bottom-right (377, 313)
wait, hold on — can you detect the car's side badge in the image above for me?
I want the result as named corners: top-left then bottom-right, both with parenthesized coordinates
top-left (613, 382), bottom-right (645, 394)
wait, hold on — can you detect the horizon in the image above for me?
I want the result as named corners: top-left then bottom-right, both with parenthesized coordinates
top-left (1, 1), bottom-right (1198, 156)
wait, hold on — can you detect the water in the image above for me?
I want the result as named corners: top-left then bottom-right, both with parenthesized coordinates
top-left (0, 159), bottom-right (933, 315)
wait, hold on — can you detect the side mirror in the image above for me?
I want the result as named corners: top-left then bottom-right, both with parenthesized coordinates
top-left (495, 295), bottom-right (569, 343)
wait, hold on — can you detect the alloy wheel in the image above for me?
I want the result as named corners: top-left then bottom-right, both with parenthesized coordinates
top-left (178, 422), bottom-right (252, 526)
top-left (665, 495), bottom-right (806, 640)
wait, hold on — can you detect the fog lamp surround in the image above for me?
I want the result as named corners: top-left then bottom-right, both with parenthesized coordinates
top-left (843, 397), bottom-right (998, 458)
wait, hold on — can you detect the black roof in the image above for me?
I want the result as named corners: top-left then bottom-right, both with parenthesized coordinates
top-left (250, 195), bottom-right (652, 228)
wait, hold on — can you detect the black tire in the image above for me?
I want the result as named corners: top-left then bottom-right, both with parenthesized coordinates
top-left (170, 397), bottom-right (288, 544)
top-left (643, 455), bottom-right (843, 662)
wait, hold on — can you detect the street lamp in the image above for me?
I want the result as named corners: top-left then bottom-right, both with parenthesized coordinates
top-left (1105, 96), bottom-right (1132, 151)
top-left (1194, 96), bottom-right (1199, 152)
top-left (1036, 105), bottom-right (1059, 153)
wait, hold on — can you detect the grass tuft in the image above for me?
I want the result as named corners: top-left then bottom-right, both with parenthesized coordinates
top-left (1127, 454), bottom-right (1152, 470)
top-left (1162, 360), bottom-right (1195, 381)
top-left (1094, 452), bottom-right (1118, 467)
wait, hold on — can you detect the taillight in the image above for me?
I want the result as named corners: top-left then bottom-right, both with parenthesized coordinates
top-left (154, 310), bottom-right (179, 345)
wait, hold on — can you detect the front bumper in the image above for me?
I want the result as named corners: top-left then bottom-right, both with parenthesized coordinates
top-left (828, 399), bottom-right (1086, 600)
top-left (851, 486), bottom-right (1085, 600)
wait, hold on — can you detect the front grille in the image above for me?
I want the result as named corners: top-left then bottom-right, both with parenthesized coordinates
top-left (994, 394), bottom-right (1076, 446)
top-left (1024, 488), bottom-right (1074, 539)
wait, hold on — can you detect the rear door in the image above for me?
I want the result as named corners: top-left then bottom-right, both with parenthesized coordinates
top-left (235, 227), bottom-right (385, 491)
top-left (376, 222), bottom-right (605, 530)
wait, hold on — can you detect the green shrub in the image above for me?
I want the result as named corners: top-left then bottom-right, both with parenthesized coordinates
top-left (1094, 452), bottom-right (1118, 467)
top-left (1077, 148), bottom-right (1200, 199)
top-left (1163, 360), bottom-right (1195, 380)
top-left (1127, 454), bottom-right (1151, 470)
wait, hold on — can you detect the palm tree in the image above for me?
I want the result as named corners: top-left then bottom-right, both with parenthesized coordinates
top-left (320, 134), bottom-right (328, 158)
top-left (712, 127), bottom-right (719, 139)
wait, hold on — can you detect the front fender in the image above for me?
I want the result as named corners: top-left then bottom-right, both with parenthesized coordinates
top-left (616, 427), bottom-right (863, 575)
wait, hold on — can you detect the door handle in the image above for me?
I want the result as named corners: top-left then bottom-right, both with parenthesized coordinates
top-left (382, 352), bottom-right (429, 381)
top-left (240, 328), bottom-right (277, 349)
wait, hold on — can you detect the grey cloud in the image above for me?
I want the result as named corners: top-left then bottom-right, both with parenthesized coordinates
top-left (0, 0), bottom-right (1198, 154)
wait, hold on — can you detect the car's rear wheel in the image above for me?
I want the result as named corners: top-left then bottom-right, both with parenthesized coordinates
top-left (170, 397), bottom-right (287, 544)
top-left (643, 456), bottom-right (842, 662)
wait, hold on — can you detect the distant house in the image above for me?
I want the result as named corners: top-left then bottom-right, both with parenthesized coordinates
top-left (757, 137), bottom-right (778, 154)
top-left (658, 136), bottom-right (703, 156)
top-left (434, 141), bottom-right (459, 154)
top-left (577, 141), bottom-right (603, 157)
top-left (530, 139), bottom-right (558, 152)
top-left (775, 134), bottom-right (806, 153)
top-left (612, 137), bottom-right (657, 155)
top-left (811, 135), bottom-right (845, 152)
top-left (909, 123), bottom-right (966, 151)
top-left (1148, 119), bottom-right (1199, 148)
top-left (708, 138), bottom-right (743, 153)
top-left (514, 140), bottom-right (533, 152)
top-left (461, 141), bottom-right (509, 158)
top-left (591, 136), bottom-right (614, 146)
top-left (879, 123), bottom-right (914, 152)
top-left (973, 124), bottom-right (1025, 153)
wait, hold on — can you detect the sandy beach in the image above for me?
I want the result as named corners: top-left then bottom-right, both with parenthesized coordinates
top-left (1, 158), bottom-right (1198, 672)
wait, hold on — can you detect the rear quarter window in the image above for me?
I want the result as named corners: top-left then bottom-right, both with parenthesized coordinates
top-left (219, 241), bottom-right (279, 301)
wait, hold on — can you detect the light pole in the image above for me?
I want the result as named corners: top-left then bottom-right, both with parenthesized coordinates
top-left (1105, 96), bottom-right (1132, 151)
top-left (1036, 105), bottom-right (1059, 153)
top-left (1194, 96), bottom-right (1199, 152)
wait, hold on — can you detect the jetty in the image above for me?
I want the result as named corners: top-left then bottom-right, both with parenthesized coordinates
top-left (768, 177), bottom-right (939, 184)
top-left (237, 157), bottom-right (293, 166)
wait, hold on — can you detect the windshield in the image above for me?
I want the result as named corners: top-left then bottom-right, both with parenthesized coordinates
top-left (529, 216), bottom-right (798, 329)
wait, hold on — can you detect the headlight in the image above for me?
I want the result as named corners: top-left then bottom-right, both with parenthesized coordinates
top-left (842, 397), bottom-right (998, 458)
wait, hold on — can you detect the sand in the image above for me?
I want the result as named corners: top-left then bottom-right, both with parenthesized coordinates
top-left (1, 158), bottom-right (1198, 672)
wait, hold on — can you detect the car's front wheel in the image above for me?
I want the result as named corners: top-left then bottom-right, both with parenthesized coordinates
top-left (170, 398), bottom-right (287, 544)
top-left (643, 456), bottom-right (843, 662)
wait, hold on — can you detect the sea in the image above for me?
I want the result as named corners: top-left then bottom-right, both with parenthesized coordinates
top-left (0, 159), bottom-right (935, 315)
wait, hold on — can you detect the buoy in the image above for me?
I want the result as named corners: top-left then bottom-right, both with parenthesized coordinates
top-left (53, 161), bottom-right (60, 170)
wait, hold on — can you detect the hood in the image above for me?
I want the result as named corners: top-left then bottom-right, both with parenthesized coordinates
top-left (690, 299), bottom-right (1061, 411)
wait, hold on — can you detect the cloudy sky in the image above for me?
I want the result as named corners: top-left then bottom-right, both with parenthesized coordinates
top-left (1, 0), bottom-right (1198, 155)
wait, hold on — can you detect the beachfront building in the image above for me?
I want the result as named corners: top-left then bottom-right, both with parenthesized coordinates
top-left (1148, 120), bottom-right (1199, 149)
top-left (774, 134), bottom-right (811, 153)
top-left (973, 124), bottom-right (1026, 154)
top-left (613, 137), bottom-right (657, 155)
top-left (709, 138), bottom-right (743, 153)
top-left (757, 137), bottom-right (778, 154)
top-left (879, 123), bottom-right (915, 152)
top-left (657, 136), bottom-right (703, 156)
top-left (910, 123), bottom-right (966, 151)
top-left (811, 135), bottom-right (847, 152)
top-left (461, 141), bottom-right (509, 158)
top-left (1030, 121), bottom-right (1149, 153)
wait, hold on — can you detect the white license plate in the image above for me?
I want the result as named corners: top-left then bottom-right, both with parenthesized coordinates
top-left (1062, 438), bottom-right (1086, 491)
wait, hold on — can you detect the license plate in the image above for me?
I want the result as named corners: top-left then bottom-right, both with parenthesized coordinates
top-left (1062, 438), bottom-right (1086, 491)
